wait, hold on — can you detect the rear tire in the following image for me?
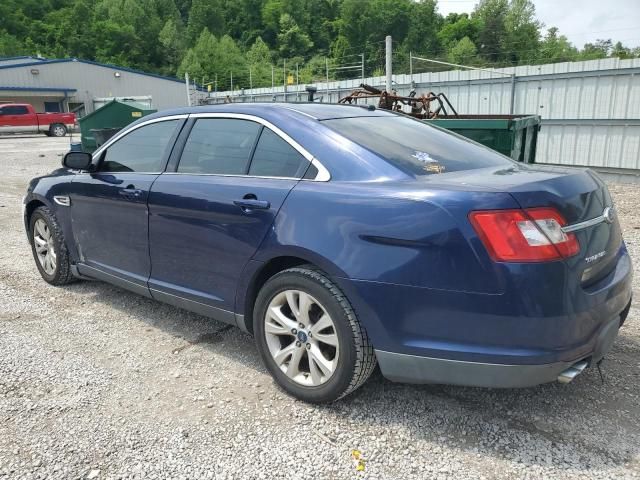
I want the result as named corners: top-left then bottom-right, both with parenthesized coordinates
top-left (254, 265), bottom-right (376, 403)
top-left (49, 124), bottom-right (67, 137)
top-left (29, 206), bottom-right (75, 285)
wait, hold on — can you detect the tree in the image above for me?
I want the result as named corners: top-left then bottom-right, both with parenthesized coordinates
top-left (473, 0), bottom-right (508, 63)
top-left (246, 36), bottom-right (272, 87)
top-left (538, 27), bottom-right (577, 63)
top-left (404, 0), bottom-right (441, 57)
top-left (503, 0), bottom-right (540, 65)
top-left (580, 39), bottom-right (613, 60)
top-left (277, 13), bottom-right (313, 59)
top-left (177, 28), bottom-right (218, 80)
top-left (438, 13), bottom-right (480, 52)
top-left (186, 0), bottom-right (224, 43)
top-left (611, 41), bottom-right (631, 59)
top-left (448, 36), bottom-right (477, 65)
top-left (0, 30), bottom-right (25, 56)
top-left (159, 17), bottom-right (186, 74)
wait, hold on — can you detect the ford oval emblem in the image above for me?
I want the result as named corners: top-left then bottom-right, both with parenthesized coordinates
top-left (603, 207), bottom-right (615, 224)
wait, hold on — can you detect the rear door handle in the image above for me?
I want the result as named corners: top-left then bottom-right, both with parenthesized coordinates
top-left (233, 199), bottom-right (270, 210)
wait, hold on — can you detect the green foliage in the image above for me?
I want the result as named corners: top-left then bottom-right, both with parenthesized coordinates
top-left (277, 13), bottom-right (313, 58)
top-left (539, 27), bottom-right (577, 64)
top-left (448, 36), bottom-right (477, 65)
top-left (0, 0), bottom-right (638, 86)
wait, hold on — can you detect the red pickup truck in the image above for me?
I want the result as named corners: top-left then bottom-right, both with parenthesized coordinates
top-left (0, 103), bottom-right (76, 137)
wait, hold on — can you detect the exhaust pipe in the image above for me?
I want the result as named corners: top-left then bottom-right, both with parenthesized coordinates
top-left (557, 360), bottom-right (589, 384)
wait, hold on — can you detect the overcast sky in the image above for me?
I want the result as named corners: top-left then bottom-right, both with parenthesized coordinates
top-left (437, 0), bottom-right (640, 48)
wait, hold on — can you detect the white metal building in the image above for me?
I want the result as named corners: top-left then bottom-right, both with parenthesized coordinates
top-left (0, 56), bottom-right (190, 116)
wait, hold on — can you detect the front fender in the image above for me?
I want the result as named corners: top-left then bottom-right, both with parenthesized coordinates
top-left (23, 170), bottom-right (76, 260)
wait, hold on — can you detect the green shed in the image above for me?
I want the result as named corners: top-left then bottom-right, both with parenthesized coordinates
top-left (424, 114), bottom-right (541, 163)
top-left (78, 99), bottom-right (156, 152)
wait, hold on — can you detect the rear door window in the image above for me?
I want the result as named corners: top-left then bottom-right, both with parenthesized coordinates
top-left (248, 128), bottom-right (309, 178)
top-left (322, 115), bottom-right (513, 176)
top-left (177, 118), bottom-right (261, 175)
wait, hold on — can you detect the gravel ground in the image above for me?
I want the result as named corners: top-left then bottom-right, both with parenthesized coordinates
top-left (0, 135), bottom-right (639, 480)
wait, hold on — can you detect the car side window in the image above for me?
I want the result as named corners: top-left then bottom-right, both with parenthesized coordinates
top-left (99, 120), bottom-right (179, 173)
top-left (177, 118), bottom-right (261, 175)
top-left (248, 128), bottom-right (309, 178)
top-left (1, 105), bottom-right (28, 115)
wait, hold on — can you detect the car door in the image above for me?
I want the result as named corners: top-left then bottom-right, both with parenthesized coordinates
top-left (70, 117), bottom-right (184, 295)
top-left (0, 105), bottom-right (36, 133)
top-left (147, 114), bottom-right (314, 322)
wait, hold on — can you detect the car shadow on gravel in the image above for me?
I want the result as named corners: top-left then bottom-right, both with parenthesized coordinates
top-left (64, 280), bottom-right (266, 371)
top-left (63, 279), bottom-right (640, 471)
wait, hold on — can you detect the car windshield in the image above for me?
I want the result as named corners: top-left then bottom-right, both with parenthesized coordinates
top-left (322, 115), bottom-right (514, 176)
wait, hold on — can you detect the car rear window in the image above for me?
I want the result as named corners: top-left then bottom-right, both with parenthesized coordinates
top-left (322, 116), bottom-right (513, 176)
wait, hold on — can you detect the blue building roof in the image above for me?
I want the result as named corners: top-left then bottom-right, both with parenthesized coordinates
top-left (0, 86), bottom-right (77, 93)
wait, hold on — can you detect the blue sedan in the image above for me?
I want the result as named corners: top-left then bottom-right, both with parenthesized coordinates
top-left (23, 103), bottom-right (632, 403)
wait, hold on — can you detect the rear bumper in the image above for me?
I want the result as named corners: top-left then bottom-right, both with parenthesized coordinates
top-left (376, 308), bottom-right (625, 387)
top-left (335, 243), bottom-right (632, 387)
top-left (375, 350), bottom-right (578, 387)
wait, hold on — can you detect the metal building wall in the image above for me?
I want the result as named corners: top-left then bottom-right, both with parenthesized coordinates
top-left (218, 58), bottom-right (640, 172)
top-left (0, 60), bottom-right (189, 113)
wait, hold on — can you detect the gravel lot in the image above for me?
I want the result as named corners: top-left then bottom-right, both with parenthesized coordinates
top-left (0, 135), bottom-right (639, 480)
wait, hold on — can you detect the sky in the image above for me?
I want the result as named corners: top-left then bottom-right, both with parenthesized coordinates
top-left (436, 0), bottom-right (640, 48)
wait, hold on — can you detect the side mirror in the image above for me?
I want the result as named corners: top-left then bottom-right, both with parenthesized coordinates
top-left (63, 151), bottom-right (92, 170)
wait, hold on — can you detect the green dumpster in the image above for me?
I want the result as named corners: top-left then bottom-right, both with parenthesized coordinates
top-left (78, 99), bottom-right (156, 152)
top-left (424, 115), bottom-right (541, 163)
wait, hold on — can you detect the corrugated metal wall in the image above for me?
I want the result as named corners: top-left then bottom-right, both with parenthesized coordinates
top-left (218, 58), bottom-right (640, 171)
top-left (0, 60), bottom-right (188, 113)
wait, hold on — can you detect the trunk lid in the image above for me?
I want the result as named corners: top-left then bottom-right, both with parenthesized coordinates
top-left (431, 164), bottom-right (622, 285)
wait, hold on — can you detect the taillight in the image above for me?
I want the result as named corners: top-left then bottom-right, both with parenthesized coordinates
top-left (469, 208), bottom-right (579, 262)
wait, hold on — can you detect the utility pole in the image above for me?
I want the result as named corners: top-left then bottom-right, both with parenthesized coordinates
top-left (230, 71), bottom-right (233, 97)
top-left (409, 51), bottom-right (413, 82)
top-left (184, 72), bottom-right (191, 106)
top-left (283, 58), bottom-right (287, 101)
top-left (296, 63), bottom-right (299, 101)
top-left (385, 35), bottom-right (392, 93)
top-left (325, 57), bottom-right (329, 102)
top-left (361, 53), bottom-right (365, 84)
top-left (509, 74), bottom-right (516, 115)
top-left (271, 65), bottom-right (275, 98)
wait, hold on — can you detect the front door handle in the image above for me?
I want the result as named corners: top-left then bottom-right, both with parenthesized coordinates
top-left (233, 199), bottom-right (270, 211)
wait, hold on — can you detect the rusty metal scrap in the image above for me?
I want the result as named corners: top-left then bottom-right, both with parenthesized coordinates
top-left (338, 84), bottom-right (458, 119)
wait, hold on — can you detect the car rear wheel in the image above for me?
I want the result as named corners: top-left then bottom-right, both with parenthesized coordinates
top-left (254, 266), bottom-right (376, 403)
top-left (29, 206), bottom-right (75, 285)
top-left (50, 124), bottom-right (67, 137)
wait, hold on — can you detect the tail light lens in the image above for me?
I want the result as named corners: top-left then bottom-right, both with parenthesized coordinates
top-left (469, 208), bottom-right (579, 262)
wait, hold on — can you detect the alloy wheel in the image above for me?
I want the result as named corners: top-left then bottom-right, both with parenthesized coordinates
top-left (33, 218), bottom-right (57, 275)
top-left (264, 290), bottom-right (339, 386)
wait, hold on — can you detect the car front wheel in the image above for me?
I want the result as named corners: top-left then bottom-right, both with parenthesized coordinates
top-left (29, 206), bottom-right (75, 285)
top-left (254, 266), bottom-right (376, 403)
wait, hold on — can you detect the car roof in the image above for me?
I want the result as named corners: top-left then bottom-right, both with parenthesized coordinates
top-left (146, 102), bottom-right (395, 121)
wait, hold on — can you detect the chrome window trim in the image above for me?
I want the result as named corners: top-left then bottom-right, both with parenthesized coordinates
top-left (162, 172), bottom-right (301, 181)
top-left (188, 112), bottom-right (330, 182)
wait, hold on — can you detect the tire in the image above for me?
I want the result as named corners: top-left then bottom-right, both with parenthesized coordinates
top-left (254, 265), bottom-right (376, 403)
top-left (49, 124), bottom-right (67, 137)
top-left (29, 206), bottom-right (76, 286)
